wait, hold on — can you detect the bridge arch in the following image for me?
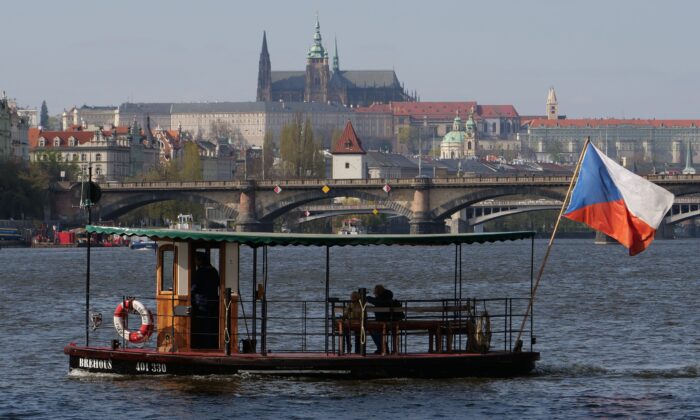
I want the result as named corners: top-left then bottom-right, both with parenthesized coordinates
top-left (433, 186), bottom-right (567, 221)
top-left (259, 188), bottom-right (412, 223)
top-left (99, 191), bottom-right (237, 221)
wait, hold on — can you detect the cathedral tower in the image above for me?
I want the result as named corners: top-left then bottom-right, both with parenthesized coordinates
top-left (546, 87), bottom-right (558, 120)
top-left (304, 16), bottom-right (330, 103)
top-left (256, 31), bottom-right (272, 102)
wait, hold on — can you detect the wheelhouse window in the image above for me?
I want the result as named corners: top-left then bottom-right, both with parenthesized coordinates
top-left (159, 245), bottom-right (175, 292)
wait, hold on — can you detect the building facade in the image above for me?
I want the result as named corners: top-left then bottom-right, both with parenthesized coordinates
top-left (526, 118), bottom-right (700, 168)
top-left (256, 17), bottom-right (415, 107)
top-left (331, 121), bottom-right (366, 179)
top-left (0, 94), bottom-right (30, 160)
top-left (28, 126), bottom-right (159, 182)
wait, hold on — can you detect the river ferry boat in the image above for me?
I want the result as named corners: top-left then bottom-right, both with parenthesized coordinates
top-left (65, 226), bottom-right (539, 378)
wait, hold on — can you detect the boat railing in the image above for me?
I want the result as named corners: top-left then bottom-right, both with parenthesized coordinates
top-left (84, 295), bottom-right (534, 355)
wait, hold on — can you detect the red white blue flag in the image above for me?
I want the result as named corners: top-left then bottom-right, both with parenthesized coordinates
top-left (563, 143), bottom-right (674, 255)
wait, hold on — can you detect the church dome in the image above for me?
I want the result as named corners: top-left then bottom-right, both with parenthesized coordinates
top-left (442, 130), bottom-right (466, 144)
top-left (442, 115), bottom-right (467, 144)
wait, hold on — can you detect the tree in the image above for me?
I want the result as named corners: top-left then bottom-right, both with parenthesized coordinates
top-left (397, 126), bottom-right (419, 154)
top-left (262, 131), bottom-right (275, 179)
top-left (279, 114), bottom-right (325, 179)
top-left (40, 101), bottom-right (49, 129)
top-left (180, 142), bottom-right (203, 181)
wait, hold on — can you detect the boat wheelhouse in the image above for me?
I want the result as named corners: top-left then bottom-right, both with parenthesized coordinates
top-left (65, 226), bottom-right (539, 378)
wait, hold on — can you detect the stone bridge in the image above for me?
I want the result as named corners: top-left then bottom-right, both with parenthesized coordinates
top-left (48, 174), bottom-right (700, 233)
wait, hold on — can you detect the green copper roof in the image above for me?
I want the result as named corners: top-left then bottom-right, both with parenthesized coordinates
top-left (87, 225), bottom-right (534, 247)
top-left (442, 130), bottom-right (466, 144)
top-left (307, 17), bottom-right (327, 59)
top-left (466, 114), bottom-right (476, 129)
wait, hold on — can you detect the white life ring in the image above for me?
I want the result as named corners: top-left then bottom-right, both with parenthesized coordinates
top-left (113, 299), bottom-right (154, 343)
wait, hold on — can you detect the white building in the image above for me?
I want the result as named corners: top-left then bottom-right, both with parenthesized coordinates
top-left (331, 121), bottom-right (366, 179)
top-left (28, 126), bottom-right (159, 182)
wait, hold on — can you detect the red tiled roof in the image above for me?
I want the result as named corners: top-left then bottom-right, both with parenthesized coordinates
top-left (529, 118), bottom-right (700, 128)
top-left (478, 105), bottom-right (519, 118)
top-left (355, 102), bottom-right (519, 119)
top-left (28, 128), bottom-right (95, 149)
top-left (331, 121), bottom-right (365, 154)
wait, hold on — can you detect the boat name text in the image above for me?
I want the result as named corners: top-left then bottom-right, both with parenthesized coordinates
top-left (78, 358), bottom-right (113, 370)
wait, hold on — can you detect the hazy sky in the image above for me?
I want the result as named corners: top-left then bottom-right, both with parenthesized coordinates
top-left (4, 0), bottom-right (700, 118)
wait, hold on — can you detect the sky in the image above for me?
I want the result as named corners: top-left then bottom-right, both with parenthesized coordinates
top-left (3, 0), bottom-right (700, 119)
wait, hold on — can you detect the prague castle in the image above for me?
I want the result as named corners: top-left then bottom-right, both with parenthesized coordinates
top-left (256, 17), bottom-right (414, 107)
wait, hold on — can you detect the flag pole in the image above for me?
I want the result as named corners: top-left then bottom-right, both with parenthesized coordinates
top-left (514, 136), bottom-right (591, 352)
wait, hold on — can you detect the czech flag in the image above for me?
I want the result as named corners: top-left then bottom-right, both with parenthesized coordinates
top-left (563, 143), bottom-right (674, 255)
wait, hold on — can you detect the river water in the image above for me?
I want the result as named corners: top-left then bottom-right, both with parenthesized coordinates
top-left (0, 238), bottom-right (698, 419)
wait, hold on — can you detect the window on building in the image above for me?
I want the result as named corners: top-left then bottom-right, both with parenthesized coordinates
top-left (72, 154), bottom-right (78, 161)
top-left (38, 138), bottom-right (45, 147)
top-left (81, 153), bottom-right (86, 161)
top-left (69, 137), bottom-right (76, 147)
top-left (345, 162), bottom-right (350, 169)
top-left (54, 138), bottom-right (60, 147)
top-left (95, 153), bottom-right (102, 161)
top-left (95, 167), bottom-right (102, 176)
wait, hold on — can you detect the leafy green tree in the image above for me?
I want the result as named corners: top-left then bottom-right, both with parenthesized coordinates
top-left (180, 142), bottom-right (202, 181)
top-left (279, 114), bottom-right (324, 178)
top-left (397, 126), bottom-right (419, 154)
top-left (40, 100), bottom-right (49, 128)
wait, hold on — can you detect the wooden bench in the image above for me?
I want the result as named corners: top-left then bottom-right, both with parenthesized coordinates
top-left (333, 304), bottom-right (475, 356)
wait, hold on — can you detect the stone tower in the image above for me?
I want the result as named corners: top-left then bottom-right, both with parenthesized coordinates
top-left (256, 31), bottom-right (272, 102)
top-left (546, 87), bottom-right (558, 120)
top-left (304, 16), bottom-right (330, 103)
top-left (464, 107), bottom-right (478, 157)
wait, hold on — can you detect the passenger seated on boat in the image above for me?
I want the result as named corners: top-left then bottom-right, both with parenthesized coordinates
top-left (191, 252), bottom-right (220, 349)
top-left (366, 284), bottom-right (395, 354)
top-left (343, 291), bottom-right (362, 353)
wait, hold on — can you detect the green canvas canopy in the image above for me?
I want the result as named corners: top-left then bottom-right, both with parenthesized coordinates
top-left (87, 225), bottom-right (535, 247)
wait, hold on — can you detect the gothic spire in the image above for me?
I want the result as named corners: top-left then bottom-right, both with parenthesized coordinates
top-left (257, 30), bottom-right (272, 101)
top-left (332, 37), bottom-right (340, 73)
top-left (261, 30), bottom-right (269, 56)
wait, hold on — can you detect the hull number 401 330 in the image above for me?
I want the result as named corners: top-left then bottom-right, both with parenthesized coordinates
top-left (135, 362), bottom-right (167, 373)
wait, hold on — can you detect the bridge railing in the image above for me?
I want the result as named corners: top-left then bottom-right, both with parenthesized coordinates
top-left (95, 174), bottom-right (700, 191)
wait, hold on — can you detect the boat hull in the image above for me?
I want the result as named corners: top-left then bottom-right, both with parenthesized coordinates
top-left (65, 344), bottom-right (539, 378)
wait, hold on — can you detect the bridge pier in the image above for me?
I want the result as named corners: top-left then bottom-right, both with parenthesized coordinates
top-left (235, 181), bottom-right (270, 232)
top-left (594, 231), bottom-right (617, 244)
top-left (447, 211), bottom-right (470, 234)
top-left (655, 223), bottom-right (675, 240)
top-left (409, 178), bottom-right (443, 234)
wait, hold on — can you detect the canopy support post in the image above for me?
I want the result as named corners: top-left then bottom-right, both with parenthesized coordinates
top-left (252, 247), bottom-right (257, 354)
top-left (324, 245), bottom-right (330, 354)
top-left (530, 235), bottom-right (535, 352)
top-left (261, 246), bottom-right (268, 356)
top-left (85, 165), bottom-right (92, 347)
